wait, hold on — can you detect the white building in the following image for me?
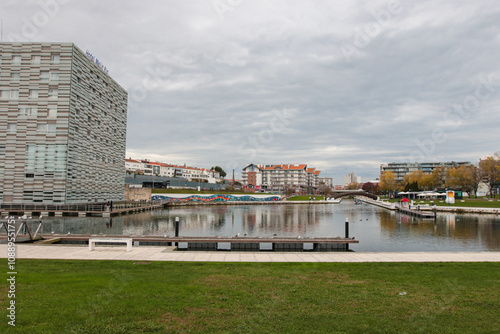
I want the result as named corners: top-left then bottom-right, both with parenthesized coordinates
top-left (125, 159), bottom-right (222, 183)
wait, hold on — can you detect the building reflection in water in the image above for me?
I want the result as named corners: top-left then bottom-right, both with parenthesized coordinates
top-left (16, 201), bottom-right (500, 251)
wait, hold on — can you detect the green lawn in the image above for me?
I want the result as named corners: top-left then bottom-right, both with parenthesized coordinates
top-left (1, 260), bottom-right (499, 333)
top-left (386, 197), bottom-right (500, 208)
top-left (288, 195), bottom-right (325, 201)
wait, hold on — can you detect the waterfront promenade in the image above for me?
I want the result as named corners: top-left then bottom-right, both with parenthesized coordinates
top-left (1, 244), bottom-right (499, 262)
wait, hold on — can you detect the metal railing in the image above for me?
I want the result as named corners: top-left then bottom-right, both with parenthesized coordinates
top-left (0, 200), bottom-right (167, 213)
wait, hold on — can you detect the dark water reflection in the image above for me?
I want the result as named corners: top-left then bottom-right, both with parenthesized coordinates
top-left (26, 200), bottom-right (500, 252)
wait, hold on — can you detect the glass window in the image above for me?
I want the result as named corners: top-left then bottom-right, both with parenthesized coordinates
top-left (2, 90), bottom-right (20, 99)
top-left (40, 71), bottom-right (49, 81)
top-left (30, 89), bottom-right (39, 98)
top-left (50, 72), bottom-right (59, 81)
top-left (7, 123), bottom-right (17, 134)
top-left (49, 89), bottom-right (58, 99)
top-left (31, 55), bottom-right (41, 65)
top-left (48, 124), bottom-right (57, 133)
top-left (37, 124), bottom-right (46, 133)
top-left (12, 55), bottom-right (21, 64)
top-left (11, 72), bottom-right (20, 81)
top-left (19, 107), bottom-right (37, 116)
top-left (48, 107), bottom-right (57, 118)
top-left (51, 54), bottom-right (60, 64)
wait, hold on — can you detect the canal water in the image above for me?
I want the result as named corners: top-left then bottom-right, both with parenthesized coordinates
top-left (28, 200), bottom-right (500, 252)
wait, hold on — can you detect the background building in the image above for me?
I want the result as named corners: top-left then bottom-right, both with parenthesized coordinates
top-left (125, 158), bottom-right (222, 184)
top-left (344, 173), bottom-right (361, 187)
top-left (0, 42), bottom-right (127, 204)
top-left (242, 163), bottom-right (322, 194)
top-left (380, 162), bottom-right (472, 182)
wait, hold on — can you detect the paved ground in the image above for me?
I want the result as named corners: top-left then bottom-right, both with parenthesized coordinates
top-left (1, 244), bottom-right (500, 262)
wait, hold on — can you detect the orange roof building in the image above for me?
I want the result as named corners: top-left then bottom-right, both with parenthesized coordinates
top-left (242, 163), bottom-right (323, 194)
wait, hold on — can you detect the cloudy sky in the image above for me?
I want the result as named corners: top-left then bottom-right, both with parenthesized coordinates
top-left (3, 0), bottom-right (500, 183)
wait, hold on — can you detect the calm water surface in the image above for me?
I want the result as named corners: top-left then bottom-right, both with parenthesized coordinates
top-left (33, 200), bottom-right (500, 252)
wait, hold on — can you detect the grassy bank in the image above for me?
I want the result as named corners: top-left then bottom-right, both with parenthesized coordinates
top-left (1, 259), bottom-right (499, 333)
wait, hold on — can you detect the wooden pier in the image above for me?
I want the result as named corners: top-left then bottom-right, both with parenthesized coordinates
top-left (396, 206), bottom-right (436, 219)
top-left (0, 201), bottom-right (165, 218)
top-left (13, 235), bottom-right (359, 252)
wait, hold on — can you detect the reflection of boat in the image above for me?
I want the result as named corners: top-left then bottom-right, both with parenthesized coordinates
top-left (326, 198), bottom-right (342, 204)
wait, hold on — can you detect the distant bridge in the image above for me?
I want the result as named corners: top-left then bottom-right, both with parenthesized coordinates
top-left (330, 190), bottom-right (378, 200)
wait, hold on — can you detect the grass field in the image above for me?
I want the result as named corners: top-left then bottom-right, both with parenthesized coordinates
top-left (1, 259), bottom-right (499, 333)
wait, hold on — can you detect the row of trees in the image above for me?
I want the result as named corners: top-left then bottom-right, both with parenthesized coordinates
top-left (379, 153), bottom-right (500, 198)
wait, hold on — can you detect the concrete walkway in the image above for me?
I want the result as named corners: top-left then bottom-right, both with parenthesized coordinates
top-left (1, 244), bottom-right (500, 262)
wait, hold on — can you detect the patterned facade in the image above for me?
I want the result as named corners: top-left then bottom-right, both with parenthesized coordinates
top-left (0, 43), bottom-right (127, 204)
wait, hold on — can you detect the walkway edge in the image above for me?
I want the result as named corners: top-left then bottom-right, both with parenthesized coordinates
top-left (1, 245), bottom-right (499, 263)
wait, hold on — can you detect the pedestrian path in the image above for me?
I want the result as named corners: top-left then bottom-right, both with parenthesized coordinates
top-left (1, 244), bottom-right (500, 262)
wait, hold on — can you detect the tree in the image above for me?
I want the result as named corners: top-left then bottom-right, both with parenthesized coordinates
top-left (431, 166), bottom-right (447, 190)
top-left (479, 154), bottom-right (500, 198)
top-left (362, 182), bottom-right (379, 194)
top-left (379, 171), bottom-right (397, 196)
top-left (346, 182), bottom-right (359, 190)
top-left (420, 173), bottom-right (435, 191)
top-left (211, 166), bottom-right (227, 178)
top-left (446, 166), bottom-right (474, 196)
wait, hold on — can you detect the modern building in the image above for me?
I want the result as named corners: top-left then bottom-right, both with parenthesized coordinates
top-left (380, 161), bottom-right (472, 182)
top-left (242, 163), bottom-right (321, 194)
top-left (344, 173), bottom-right (361, 187)
top-left (0, 42), bottom-right (127, 204)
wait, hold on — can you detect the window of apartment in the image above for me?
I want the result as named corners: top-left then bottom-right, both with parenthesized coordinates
top-left (1, 89), bottom-right (19, 99)
top-left (37, 124), bottom-right (46, 133)
top-left (48, 123), bottom-right (56, 134)
top-left (48, 107), bottom-right (57, 118)
top-left (51, 54), bottom-right (60, 64)
top-left (19, 107), bottom-right (38, 116)
top-left (48, 89), bottom-right (58, 99)
top-left (50, 72), bottom-right (59, 81)
top-left (29, 89), bottom-right (39, 98)
top-left (11, 72), bottom-right (20, 81)
top-left (12, 55), bottom-right (21, 65)
top-left (7, 123), bottom-right (17, 134)
top-left (37, 124), bottom-right (56, 133)
top-left (31, 55), bottom-right (41, 65)
top-left (40, 71), bottom-right (49, 81)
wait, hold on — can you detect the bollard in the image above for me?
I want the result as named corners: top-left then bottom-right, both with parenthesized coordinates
top-left (345, 217), bottom-right (349, 251)
top-left (174, 217), bottom-right (180, 247)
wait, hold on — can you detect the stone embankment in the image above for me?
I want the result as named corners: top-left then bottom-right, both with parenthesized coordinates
top-left (357, 197), bottom-right (500, 215)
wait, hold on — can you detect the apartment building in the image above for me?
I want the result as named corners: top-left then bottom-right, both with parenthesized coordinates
top-left (125, 159), bottom-right (221, 183)
top-left (380, 161), bottom-right (472, 181)
top-left (0, 43), bottom-right (127, 204)
top-left (242, 163), bottom-right (321, 193)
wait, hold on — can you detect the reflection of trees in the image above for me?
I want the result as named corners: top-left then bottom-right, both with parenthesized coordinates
top-left (378, 211), bottom-right (500, 251)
